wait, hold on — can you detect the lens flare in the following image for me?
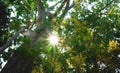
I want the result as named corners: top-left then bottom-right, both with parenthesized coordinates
top-left (48, 35), bottom-right (59, 45)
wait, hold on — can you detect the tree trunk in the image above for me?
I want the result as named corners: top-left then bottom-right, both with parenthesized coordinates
top-left (0, 52), bottom-right (33, 73)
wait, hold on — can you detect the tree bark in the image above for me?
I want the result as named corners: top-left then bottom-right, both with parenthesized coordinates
top-left (0, 52), bottom-right (33, 73)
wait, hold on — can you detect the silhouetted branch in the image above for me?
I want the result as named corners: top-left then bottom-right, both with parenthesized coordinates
top-left (0, 26), bottom-right (27, 54)
top-left (53, 0), bottom-right (66, 17)
top-left (60, 0), bottom-right (74, 18)
top-left (94, 0), bottom-right (114, 15)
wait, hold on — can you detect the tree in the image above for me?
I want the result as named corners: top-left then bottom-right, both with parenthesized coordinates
top-left (0, 0), bottom-right (120, 73)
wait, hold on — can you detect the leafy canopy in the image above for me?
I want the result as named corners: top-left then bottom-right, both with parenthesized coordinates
top-left (0, 0), bottom-right (120, 73)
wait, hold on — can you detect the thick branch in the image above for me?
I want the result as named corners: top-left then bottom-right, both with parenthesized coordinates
top-left (0, 26), bottom-right (27, 54)
top-left (36, 0), bottom-right (45, 26)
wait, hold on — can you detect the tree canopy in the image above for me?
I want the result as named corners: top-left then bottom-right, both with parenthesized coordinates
top-left (0, 0), bottom-right (120, 73)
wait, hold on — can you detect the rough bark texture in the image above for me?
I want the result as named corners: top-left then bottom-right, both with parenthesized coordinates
top-left (0, 53), bottom-right (33, 73)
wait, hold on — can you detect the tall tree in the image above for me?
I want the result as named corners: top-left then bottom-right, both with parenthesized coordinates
top-left (0, 0), bottom-right (74, 73)
top-left (0, 0), bottom-right (120, 73)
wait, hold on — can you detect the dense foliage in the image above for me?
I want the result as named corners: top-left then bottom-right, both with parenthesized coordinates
top-left (0, 0), bottom-right (120, 73)
top-left (0, 1), bottom-right (9, 47)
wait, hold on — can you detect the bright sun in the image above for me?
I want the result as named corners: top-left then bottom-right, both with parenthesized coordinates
top-left (48, 34), bottom-right (59, 45)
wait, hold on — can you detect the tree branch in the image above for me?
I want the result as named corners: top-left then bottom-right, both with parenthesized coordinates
top-left (0, 26), bottom-right (27, 54)
top-left (60, 0), bottom-right (74, 19)
top-left (47, 0), bottom-right (62, 11)
top-left (53, 0), bottom-right (66, 18)
top-left (36, 0), bottom-right (45, 26)
top-left (94, 0), bottom-right (114, 15)
top-left (46, 0), bottom-right (62, 16)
